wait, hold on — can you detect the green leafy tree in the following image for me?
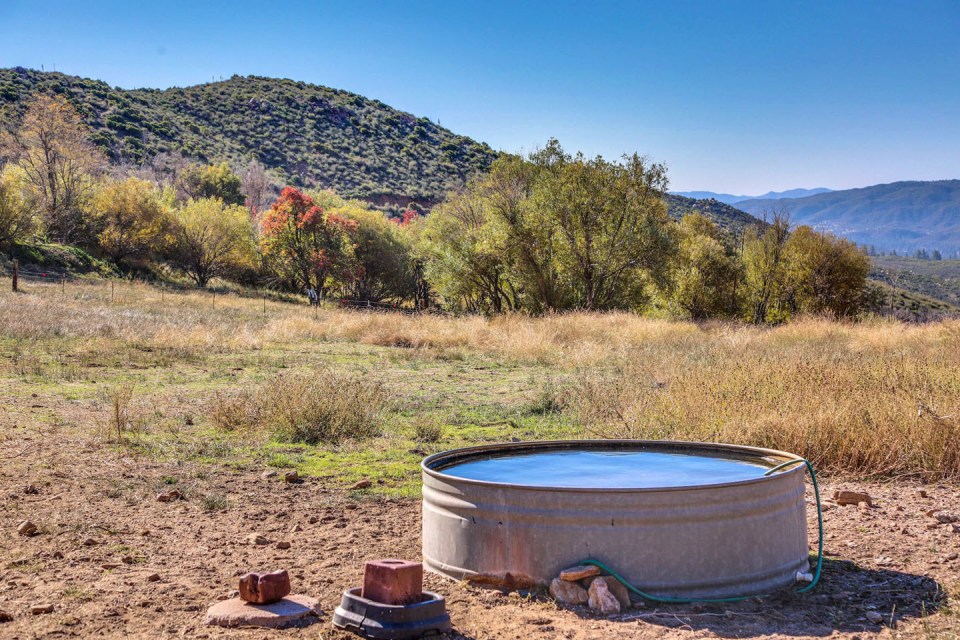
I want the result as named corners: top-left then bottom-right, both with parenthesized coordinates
top-left (313, 192), bottom-right (418, 302)
top-left (178, 162), bottom-right (245, 206)
top-left (526, 141), bottom-right (675, 311)
top-left (417, 187), bottom-right (520, 313)
top-left (782, 225), bottom-right (870, 318)
top-left (92, 177), bottom-right (172, 264)
top-left (670, 214), bottom-right (742, 320)
top-left (420, 139), bottom-right (675, 313)
top-left (170, 197), bottom-right (255, 286)
top-left (742, 212), bottom-right (791, 324)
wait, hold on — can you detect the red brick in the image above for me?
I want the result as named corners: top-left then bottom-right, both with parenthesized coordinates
top-left (238, 570), bottom-right (291, 605)
top-left (362, 559), bottom-right (423, 605)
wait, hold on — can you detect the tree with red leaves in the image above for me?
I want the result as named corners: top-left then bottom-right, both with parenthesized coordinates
top-left (260, 187), bottom-right (357, 295)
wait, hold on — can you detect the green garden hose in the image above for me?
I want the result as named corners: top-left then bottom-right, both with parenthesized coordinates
top-left (580, 457), bottom-right (824, 604)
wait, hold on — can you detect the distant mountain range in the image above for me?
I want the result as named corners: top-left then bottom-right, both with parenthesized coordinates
top-left (735, 180), bottom-right (960, 253)
top-left (672, 188), bottom-right (832, 205)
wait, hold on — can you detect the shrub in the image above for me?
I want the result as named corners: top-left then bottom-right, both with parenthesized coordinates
top-left (209, 370), bottom-right (387, 444)
top-left (414, 419), bottom-right (444, 444)
top-left (263, 372), bottom-right (386, 444)
top-left (209, 390), bottom-right (261, 431)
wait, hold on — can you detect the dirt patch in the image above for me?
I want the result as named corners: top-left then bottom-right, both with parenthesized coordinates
top-left (1, 428), bottom-right (957, 639)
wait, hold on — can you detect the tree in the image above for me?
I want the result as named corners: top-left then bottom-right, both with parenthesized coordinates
top-left (241, 159), bottom-right (272, 219)
top-left (178, 162), bottom-right (244, 205)
top-left (742, 212), bottom-right (791, 324)
top-left (417, 186), bottom-right (520, 313)
top-left (670, 214), bottom-right (742, 320)
top-left (314, 191), bottom-right (418, 302)
top-left (260, 187), bottom-right (356, 295)
top-left (0, 93), bottom-right (105, 242)
top-left (526, 141), bottom-right (675, 311)
top-left (0, 165), bottom-right (39, 247)
top-left (418, 139), bottom-right (675, 313)
top-left (170, 198), bottom-right (255, 287)
top-left (92, 177), bottom-right (171, 264)
top-left (932, 249), bottom-right (943, 261)
top-left (783, 226), bottom-right (870, 318)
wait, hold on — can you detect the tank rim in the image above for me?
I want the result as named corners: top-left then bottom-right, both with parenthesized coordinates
top-left (421, 439), bottom-right (805, 493)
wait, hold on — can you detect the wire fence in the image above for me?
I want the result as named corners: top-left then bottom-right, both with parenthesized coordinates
top-left (0, 264), bottom-right (424, 316)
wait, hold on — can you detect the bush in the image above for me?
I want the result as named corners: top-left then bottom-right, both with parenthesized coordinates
top-left (413, 419), bottom-right (444, 444)
top-left (264, 372), bottom-right (386, 444)
top-left (209, 370), bottom-right (387, 444)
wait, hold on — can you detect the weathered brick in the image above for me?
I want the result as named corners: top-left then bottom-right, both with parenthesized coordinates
top-left (362, 559), bottom-right (423, 605)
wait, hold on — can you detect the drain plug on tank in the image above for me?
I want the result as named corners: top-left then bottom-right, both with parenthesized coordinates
top-left (332, 559), bottom-right (451, 639)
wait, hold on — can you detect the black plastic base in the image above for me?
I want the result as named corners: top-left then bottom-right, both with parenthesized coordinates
top-left (332, 588), bottom-right (452, 639)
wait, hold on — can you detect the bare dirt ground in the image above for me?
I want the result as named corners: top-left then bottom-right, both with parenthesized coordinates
top-left (1, 426), bottom-right (957, 640)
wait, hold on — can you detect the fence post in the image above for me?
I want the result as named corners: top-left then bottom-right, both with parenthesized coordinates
top-left (111, 280), bottom-right (114, 303)
top-left (62, 275), bottom-right (65, 294)
top-left (263, 291), bottom-right (266, 314)
top-left (12, 259), bottom-right (18, 292)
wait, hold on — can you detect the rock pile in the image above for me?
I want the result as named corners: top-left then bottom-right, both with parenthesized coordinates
top-left (549, 564), bottom-right (634, 614)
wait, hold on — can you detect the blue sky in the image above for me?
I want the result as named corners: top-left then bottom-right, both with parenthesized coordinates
top-left (2, 0), bottom-right (958, 194)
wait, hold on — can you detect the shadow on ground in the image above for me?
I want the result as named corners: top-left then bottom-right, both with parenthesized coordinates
top-left (572, 559), bottom-right (946, 637)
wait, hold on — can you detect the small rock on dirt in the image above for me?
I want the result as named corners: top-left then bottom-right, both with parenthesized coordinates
top-left (261, 470), bottom-right (278, 479)
top-left (587, 578), bottom-right (620, 614)
top-left (156, 489), bottom-right (182, 503)
top-left (0, 610), bottom-right (12, 622)
top-left (247, 534), bottom-right (269, 546)
top-left (866, 611), bottom-right (884, 625)
top-left (834, 490), bottom-right (872, 507)
top-left (23, 484), bottom-right (39, 495)
top-left (283, 471), bottom-right (299, 484)
top-left (276, 541), bottom-right (291, 550)
top-left (31, 604), bottom-right (54, 615)
top-left (350, 479), bottom-right (372, 490)
top-left (549, 578), bottom-right (588, 605)
top-left (290, 524), bottom-right (303, 533)
top-left (146, 573), bottom-right (161, 582)
top-left (559, 564), bottom-right (601, 581)
top-left (935, 512), bottom-right (959, 524)
top-left (587, 576), bottom-right (631, 610)
top-left (17, 520), bottom-right (38, 536)
top-left (82, 537), bottom-right (98, 547)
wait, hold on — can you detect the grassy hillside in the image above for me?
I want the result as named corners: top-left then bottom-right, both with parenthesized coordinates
top-left (0, 67), bottom-right (499, 206)
top-left (0, 68), bottom-right (765, 232)
top-left (664, 194), bottom-right (761, 234)
top-left (871, 255), bottom-right (960, 308)
top-left (736, 180), bottom-right (960, 254)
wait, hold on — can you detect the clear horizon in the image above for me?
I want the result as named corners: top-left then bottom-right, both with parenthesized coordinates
top-left (2, 0), bottom-right (958, 194)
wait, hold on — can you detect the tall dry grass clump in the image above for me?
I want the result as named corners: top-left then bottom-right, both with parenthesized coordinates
top-left (567, 317), bottom-right (960, 479)
top-left (210, 370), bottom-right (387, 445)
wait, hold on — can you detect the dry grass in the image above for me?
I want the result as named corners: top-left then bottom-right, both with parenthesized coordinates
top-left (567, 318), bottom-right (960, 478)
top-left (210, 371), bottom-right (387, 444)
top-left (2, 279), bottom-right (959, 478)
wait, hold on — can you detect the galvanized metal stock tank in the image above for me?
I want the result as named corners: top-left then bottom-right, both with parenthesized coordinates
top-left (421, 440), bottom-right (809, 599)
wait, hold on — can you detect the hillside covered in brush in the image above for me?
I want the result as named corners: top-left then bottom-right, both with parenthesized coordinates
top-left (0, 68), bottom-right (498, 206)
top-left (664, 194), bottom-right (760, 234)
